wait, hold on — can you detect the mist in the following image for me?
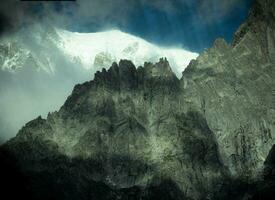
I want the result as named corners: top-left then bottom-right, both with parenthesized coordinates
top-left (0, 24), bottom-right (92, 143)
top-left (0, 0), bottom-right (252, 51)
top-left (0, 67), bottom-right (91, 143)
top-left (0, 0), bottom-right (252, 143)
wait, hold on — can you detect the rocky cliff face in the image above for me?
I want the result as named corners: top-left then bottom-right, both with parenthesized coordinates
top-left (2, 58), bottom-right (226, 200)
top-left (1, 0), bottom-right (275, 200)
top-left (182, 0), bottom-right (275, 177)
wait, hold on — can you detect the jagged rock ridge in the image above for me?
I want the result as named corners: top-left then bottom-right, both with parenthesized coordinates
top-left (1, 0), bottom-right (275, 199)
top-left (2, 58), bottom-right (226, 200)
top-left (182, 0), bottom-right (275, 177)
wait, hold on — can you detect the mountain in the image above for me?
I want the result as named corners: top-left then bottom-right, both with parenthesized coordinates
top-left (56, 29), bottom-right (198, 77)
top-left (1, 0), bottom-right (275, 200)
top-left (182, 0), bottom-right (275, 177)
top-left (0, 25), bottom-right (197, 142)
top-left (0, 26), bottom-right (197, 76)
top-left (0, 24), bottom-right (91, 142)
top-left (0, 24), bottom-right (64, 73)
top-left (1, 59), bottom-right (225, 200)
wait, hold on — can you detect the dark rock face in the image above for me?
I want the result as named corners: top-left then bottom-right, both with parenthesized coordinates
top-left (182, 0), bottom-right (275, 177)
top-left (1, 59), bottom-right (225, 200)
top-left (1, 0), bottom-right (275, 199)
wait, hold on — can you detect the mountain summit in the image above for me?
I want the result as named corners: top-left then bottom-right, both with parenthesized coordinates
top-left (1, 0), bottom-right (275, 200)
top-left (0, 26), bottom-right (197, 142)
top-left (1, 58), bottom-right (224, 200)
top-left (57, 29), bottom-right (198, 77)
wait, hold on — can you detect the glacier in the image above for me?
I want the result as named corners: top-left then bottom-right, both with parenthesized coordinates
top-left (56, 29), bottom-right (198, 77)
top-left (0, 25), bottom-right (198, 142)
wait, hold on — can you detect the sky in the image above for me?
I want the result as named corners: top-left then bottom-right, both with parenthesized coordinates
top-left (0, 0), bottom-right (253, 143)
top-left (1, 0), bottom-right (252, 52)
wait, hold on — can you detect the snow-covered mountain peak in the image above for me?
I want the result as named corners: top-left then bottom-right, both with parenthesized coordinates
top-left (56, 29), bottom-right (199, 77)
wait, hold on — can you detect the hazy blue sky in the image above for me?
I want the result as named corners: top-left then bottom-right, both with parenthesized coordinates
top-left (1, 0), bottom-right (252, 52)
top-left (0, 0), bottom-right (253, 143)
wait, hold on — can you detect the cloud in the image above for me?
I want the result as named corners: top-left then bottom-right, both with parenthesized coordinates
top-left (0, 25), bottom-right (91, 143)
top-left (141, 0), bottom-right (248, 24)
top-left (0, 0), bottom-right (22, 35)
top-left (0, 0), bottom-right (251, 143)
top-left (0, 0), bottom-right (249, 35)
top-left (198, 0), bottom-right (247, 24)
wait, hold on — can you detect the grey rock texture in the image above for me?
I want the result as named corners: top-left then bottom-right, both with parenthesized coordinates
top-left (182, 0), bottom-right (275, 177)
top-left (3, 58), bottom-right (226, 199)
top-left (1, 0), bottom-right (275, 199)
top-left (93, 52), bottom-right (115, 72)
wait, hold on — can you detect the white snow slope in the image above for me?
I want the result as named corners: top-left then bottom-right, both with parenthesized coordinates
top-left (0, 27), bottom-right (198, 142)
top-left (57, 29), bottom-right (198, 77)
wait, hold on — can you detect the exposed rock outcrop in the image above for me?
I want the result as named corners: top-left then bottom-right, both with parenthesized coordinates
top-left (1, 0), bottom-right (275, 200)
top-left (2, 58), bottom-right (226, 200)
top-left (182, 0), bottom-right (275, 177)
